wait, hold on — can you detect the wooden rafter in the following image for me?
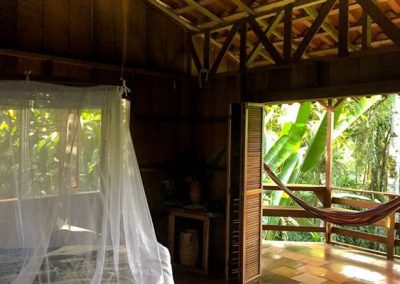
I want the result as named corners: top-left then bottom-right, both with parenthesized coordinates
top-left (303, 6), bottom-right (357, 52)
top-left (247, 10), bottom-right (285, 66)
top-left (231, 0), bottom-right (255, 16)
top-left (197, 0), bottom-right (295, 30)
top-left (240, 21), bottom-right (248, 101)
top-left (292, 0), bottom-right (337, 62)
top-left (204, 31), bottom-right (210, 69)
top-left (175, 0), bottom-right (214, 14)
top-left (338, 0), bottom-right (349, 57)
top-left (183, 0), bottom-right (224, 23)
top-left (189, 37), bottom-right (202, 72)
top-left (362, 10), bottom-right (372, 49)
top-left (209, 24), bottom-right (240, 76)
top-left (145, 0), bottom-right (199, 31)
top-left (284, 4), bottom-right (293, 62)
top-left (209, 37), bottom-right (240, 63)
top-left (387, 0), bottom-right (400, 14)
top-left (149, 0), bottom-right (400, 71)
top-left (248, 17), bottom-right (284, 64)
top-left (357, 0), bottom-right (400, 48)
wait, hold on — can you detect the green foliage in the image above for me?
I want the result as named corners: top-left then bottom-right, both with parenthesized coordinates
top-left (0, 108), bottom-right (101, 199)
top-left (263, 96), bottom-right (387, 243)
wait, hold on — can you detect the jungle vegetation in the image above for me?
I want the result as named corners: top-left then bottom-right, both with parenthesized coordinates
top-left (263, 94), bottom-right (400, 254)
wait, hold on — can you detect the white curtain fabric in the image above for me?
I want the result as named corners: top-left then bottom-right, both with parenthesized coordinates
top-left (0, 81), bottom-right (173, 283)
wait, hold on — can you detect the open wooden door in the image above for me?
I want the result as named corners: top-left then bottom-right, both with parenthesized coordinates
top-left (226, 103), bottom-right (264, 283)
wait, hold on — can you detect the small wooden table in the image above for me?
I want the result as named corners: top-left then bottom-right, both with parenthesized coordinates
top-left (167, 207), bottom-right (223, 275)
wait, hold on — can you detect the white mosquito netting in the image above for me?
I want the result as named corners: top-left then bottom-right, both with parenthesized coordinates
top-left (0, 81), bottom-right (173, 284)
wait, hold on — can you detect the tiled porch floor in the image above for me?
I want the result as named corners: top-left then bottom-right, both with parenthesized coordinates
top-left (262, 241), bottom-right (400, 284)
top-left (174, 241), bottom-right (400, 284)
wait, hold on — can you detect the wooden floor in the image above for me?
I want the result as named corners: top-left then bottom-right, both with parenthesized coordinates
top-left (173, 241), bottom-right (400, 284)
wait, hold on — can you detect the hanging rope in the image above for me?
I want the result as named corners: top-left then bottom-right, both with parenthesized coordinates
top-left (264, 163), bottom-right (400, 226)
top-left (120, 0), bottom-right (131, 100)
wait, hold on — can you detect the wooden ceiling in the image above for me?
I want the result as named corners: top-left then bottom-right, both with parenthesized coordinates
top-left (147, 0), bottom-right (400, 69)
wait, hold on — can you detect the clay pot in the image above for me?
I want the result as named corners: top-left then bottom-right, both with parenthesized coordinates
top-left (179, 229), bottom-right (199, 266)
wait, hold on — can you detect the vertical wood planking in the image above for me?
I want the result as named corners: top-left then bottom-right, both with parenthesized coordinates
top-left (93, 0), bottom-right (117, 60)
top-left (0, 0), bottom-right (17, 48)
top-left (165, 20), bottom-right (186, 72)
top-left (43, 0), bottom-right (70, 55)
top-left (126, 0), bottom-right (147, 65)
top-left (70, 0), bottom-right (93, 57)
top-left (17, 0), bottom-right (44, 51)
top-left (146, 9), bottom-right (167, 68)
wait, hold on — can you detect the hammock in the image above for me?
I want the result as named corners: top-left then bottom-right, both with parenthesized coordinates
top-left (264, 164), bottom-right (400, 226)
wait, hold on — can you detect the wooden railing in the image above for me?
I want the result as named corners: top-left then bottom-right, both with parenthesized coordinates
top-left (262, 184), bottom-right (400, 259)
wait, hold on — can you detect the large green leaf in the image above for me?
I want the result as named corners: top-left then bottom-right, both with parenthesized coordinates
top-left (300, 103), bottom-right (344, 173)
top-left (265, 135), bottom-right (290, 164)
top-left (267, 102), bottom-right (311, 169)
top-left (270, 124), bottom-right (306, 168)
top-left (301, 98), bottom-right (381, 173)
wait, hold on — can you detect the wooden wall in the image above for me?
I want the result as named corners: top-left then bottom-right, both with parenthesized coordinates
top-left (0, 0), bottom-right (188, 72)
top-left (191, 75), bottom-right (241, 267)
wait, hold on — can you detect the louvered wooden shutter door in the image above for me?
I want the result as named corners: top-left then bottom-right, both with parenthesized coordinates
top-left (226, 103), bottom-right (264, 283)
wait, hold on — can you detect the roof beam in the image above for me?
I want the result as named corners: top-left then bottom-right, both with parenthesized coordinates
top-left (284, 4), bottom-right (293, 62)
top-left (338, 0), bottom-right (350, 57)
top-left (197, 0), bottom-right (294, 30)
top-left (303, 6), bottom-right (357, 52)
top-left (175, 0), bottom-right (215, 14)
top-left (231, 0), bottom-right (256, 15)
top-left (357, 0), bottom-right (400, 48)
top-left (362, 9), bottom-right (372, 49)
top-left (209, 24), bottom-right (240, 76)
top-left (247, 10), bottom-right (285, 66)
top-left (248, 17), bottom-right (284, 64)
top-left (183, 0), bottom-right (224, 23)
top-left (145, 0), bottom-right (199, 31)
top-left (292, 0), bottom-right (336, 62)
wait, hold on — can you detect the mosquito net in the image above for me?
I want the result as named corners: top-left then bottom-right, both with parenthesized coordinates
top-left (0, 81), bottom-right (173, 283)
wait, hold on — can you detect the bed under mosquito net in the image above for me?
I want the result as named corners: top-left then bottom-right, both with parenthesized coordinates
top-left (0, 81), bottom-right (173, 283)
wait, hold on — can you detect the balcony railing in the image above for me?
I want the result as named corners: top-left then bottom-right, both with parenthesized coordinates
top-left (262, 184), bottom-right (400, 259)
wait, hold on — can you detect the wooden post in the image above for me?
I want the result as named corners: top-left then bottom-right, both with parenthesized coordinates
top-left (325, 99), bottom-right (333, 243)
top-left (387, 196), bottom-right (396, 259)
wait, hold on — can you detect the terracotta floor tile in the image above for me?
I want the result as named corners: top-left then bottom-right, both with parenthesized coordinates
top-left (261, 273), bottom-right (300, 284)
top-left (322, 270), bottom-right (349, 283)
top-left (298, 264), bottom-right (328, 276)
top-left (174, 242), bottom-right (400, 284)
top-left (265, 246), bottom-right (285, 254)
top-left (263, 253), bottom-right (283, 261)
top-left (281, 251), bottom-right (307, 261)
top-left (280, 258), bottom-right (305, 269)
top-left (271, 266), bottom-right (301, 278)
top-left (291, 272), bottom-right (327, 284)
top-left (300, 256), bottom-right (330, 266)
